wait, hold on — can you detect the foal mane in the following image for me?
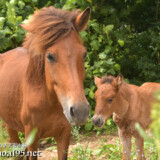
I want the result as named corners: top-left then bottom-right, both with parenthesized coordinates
top-left (101, 75), bottom-right (115, 84)
top-left (22, 6), bottom-right (80, 85)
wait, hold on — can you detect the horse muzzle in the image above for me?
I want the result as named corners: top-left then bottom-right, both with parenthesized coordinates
top-left (63, 101), bottom-right (90, 125)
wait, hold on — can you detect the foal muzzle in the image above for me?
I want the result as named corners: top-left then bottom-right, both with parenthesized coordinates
top-left (92, 115), bottom-right (105, 127)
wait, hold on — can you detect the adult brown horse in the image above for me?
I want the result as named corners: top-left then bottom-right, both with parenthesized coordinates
top-left (92, 75), bottom-right (160, 160)
top-left (0, 6), bottom-right (90, 160)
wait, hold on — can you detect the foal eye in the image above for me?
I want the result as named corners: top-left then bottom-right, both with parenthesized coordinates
top-left (47, 53), bottom-right (55, 63)
top-left (107, 98), bottom-right (113, 103)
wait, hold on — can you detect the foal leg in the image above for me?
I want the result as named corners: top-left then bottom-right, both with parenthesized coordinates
top-left (134, 135), bottom-right (145, 160)
top-left (118, 128), bottom-right (132, 160)
top-left (55, 127), bottom-right (71, 160)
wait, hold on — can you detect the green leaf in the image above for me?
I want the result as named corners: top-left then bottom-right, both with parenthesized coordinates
top-left (114, 64), bottom-right (121, 71)
top-left (0, 17), bottom-right (5, 30)
top-left (89, 90), bottom-right (94, 99)
top-left (104, 46), bottom-right (111, 54)
top-left (99, 68), bottom-right (105, 73)
top-left (106, 119), bottom-right (111, 125)
top-left (18, 1), bottom-right (25, 9)
top-left (90, 21), bottom-right (99, 32)
top-left (87, 0), bottom-right (92, 4)
top-left (135, 123), bottom-right (148, 139)
top-left (104, 25), bottom-right (114, 33)
top-left (90, 40), bottom-right (100, 51)
top-left (85, 122), bottom-right (93, 131)
top-left (118, 39), bottom-right (125, 47)
top-left (93, 69), bottom-right (99, 74)
top-left (25, 128), bottom-right (38, 146)
top-left (107, 68), bottom-right (115, 75)
top-left (106, 59), bottom-right (114, 65)
top-left (99, 52), bottom-right (106, 59)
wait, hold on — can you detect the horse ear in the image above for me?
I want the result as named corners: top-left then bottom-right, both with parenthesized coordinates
top-left (75, 7), bottom-right (91, 31)
top-left (113, 74), bottom-right (124, 89)
top-left (94, 76), bottom-right (101, 87)
top-left (20, 23), bottom-right (32, 32)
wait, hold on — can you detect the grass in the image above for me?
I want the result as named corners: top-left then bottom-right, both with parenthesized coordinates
top-left (66, 131), bottom-right (158, 160)
top-left (0, 121), bottom-right (158, 160)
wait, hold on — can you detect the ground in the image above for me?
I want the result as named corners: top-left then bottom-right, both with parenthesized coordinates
top-left (38, 132), bottom-right (119, 160)
top-left (38, 130), bottom-right (158, 160)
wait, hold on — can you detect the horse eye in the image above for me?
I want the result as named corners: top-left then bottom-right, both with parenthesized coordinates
top-left (47, 53), bottom-right (55, 63)
top-left (108, 98), bottom-right (113, 103)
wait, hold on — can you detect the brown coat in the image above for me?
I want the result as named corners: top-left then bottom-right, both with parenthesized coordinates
top-left (92, 75), bottom-right (160, 160)
top-left (0, 7), bottom-right (90, 160)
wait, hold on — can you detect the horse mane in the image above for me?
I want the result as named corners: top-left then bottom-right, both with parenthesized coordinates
top-left (22, 6), bottom-right (80, 85)
top-left (101, 75), bottom-right (115, 84)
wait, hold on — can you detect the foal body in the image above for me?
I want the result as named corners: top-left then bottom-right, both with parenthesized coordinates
top-left (92, 75), bottom-right (160, 160)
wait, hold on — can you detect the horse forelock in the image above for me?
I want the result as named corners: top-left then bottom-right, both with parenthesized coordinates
top-left (22, 6), bottom-right (79, 55)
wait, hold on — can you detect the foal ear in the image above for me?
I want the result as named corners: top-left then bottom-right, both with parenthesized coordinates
top-left (94, 76), bottom-right (101, 87)
top-left (75, 7), bottom-right (91, 31)
top-left (113, 74), bottom-right (124, 88)
top-left (117, 74), bottom-right (124, 86)
top-left (116, 74), bottom-right (124, 86)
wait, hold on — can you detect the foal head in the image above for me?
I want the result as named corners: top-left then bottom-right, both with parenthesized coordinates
top-left (92, 75), bottom-right (129, 127)
top-left (22, 7), bottom-right (90, 125)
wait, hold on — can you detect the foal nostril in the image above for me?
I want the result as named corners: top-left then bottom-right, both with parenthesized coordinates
top-left (70, 106), bottom-right (75, 118)
top-left (95, 118), bottom-right (100, 126)
top-left (92, 117), bottom-right (104, 127)
top-left (92, 117), bottom-right (100, 126)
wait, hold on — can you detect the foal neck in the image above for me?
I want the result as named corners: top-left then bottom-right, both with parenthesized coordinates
top-left (119, 82), bottom-right (135, 102)
top-left (113, 82), bottom-right (134, 119)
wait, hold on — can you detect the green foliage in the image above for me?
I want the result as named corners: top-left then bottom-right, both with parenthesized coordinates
top-left (150, 90), bottom-right (160, 158)
top-left (82, 19), bottom-right (120, 131)
top-left (18, 132), bottom-right (25, 143)
top-left (69, 143), bottom-right (92, 160)
top-left (0, 0), bottom-right (38, 52)
top-left (71, 126), bottom-right (82, 142)
top-left (68, 136), bottom-right (158, 159)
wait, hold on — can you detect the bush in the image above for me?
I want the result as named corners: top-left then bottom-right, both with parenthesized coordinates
top-left (0, 0), bottom-right (160, 132)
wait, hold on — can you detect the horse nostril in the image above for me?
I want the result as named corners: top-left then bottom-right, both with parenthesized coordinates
top-left (69, 103), bottom-right (90, 125)
top-left (70, 106), bottom-right (75, 118)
